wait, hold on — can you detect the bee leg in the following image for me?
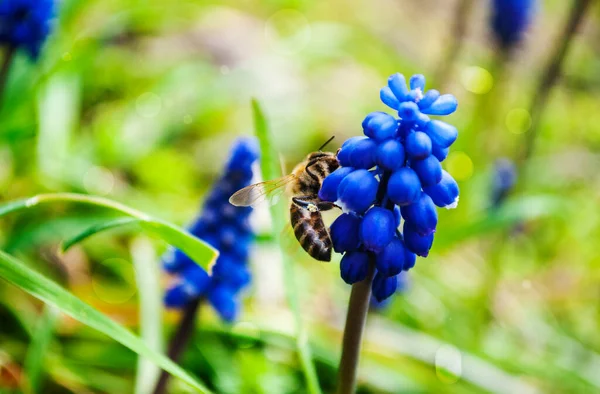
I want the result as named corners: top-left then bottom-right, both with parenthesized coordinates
top-left (292, 196), bottom-right (320, 212)
top-left (292, 197), bottom-right (339, 212)
top-left (316, 201), bottom-right (339, 211)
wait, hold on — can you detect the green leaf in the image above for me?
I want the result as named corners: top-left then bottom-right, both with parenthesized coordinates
top-left (61, 217), bottom-right (140, 252)
top-left (0, 193), bottom-right (218, 271)
top-left (251, 99), bottom-right (322, 394)
top-left (0, 249), bottom-right (212, 393)
top-left (131, 238), bottom-right (164, 394)
top-left (23, 306), bottom-right (60, 394)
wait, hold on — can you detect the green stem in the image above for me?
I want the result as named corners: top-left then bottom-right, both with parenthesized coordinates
top-left (336, 261), bottom-right (375, 394)
top-left (519, 0), bottom-right (593, 164)
top-left (152, 298), bottom-right (202, 394)
top-left (0, 46), bottom-right (15, 108)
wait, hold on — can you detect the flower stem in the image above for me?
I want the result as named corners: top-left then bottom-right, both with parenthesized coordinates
top-left (519, 0), bottom-right (593, 164)
top-left (336, 261), bottom-right (375, 394)
top-left (152, 298), bottom-right (202, 394)
top-left (0, 46), bottom-right (16, 108)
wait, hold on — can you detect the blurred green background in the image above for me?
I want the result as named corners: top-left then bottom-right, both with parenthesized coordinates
top-left (1, 0), bottom-right (600, 393)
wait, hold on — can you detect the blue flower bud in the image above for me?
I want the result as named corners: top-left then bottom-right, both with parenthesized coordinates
top-left (162, 248), bottom-right (194, 274)
top-left (164, 284), bottom-right (191, 308)
top-left (421, 94), bottom-right (458, 116)
top-left (388, 73), bottom-right (409, 101)
top-left (376, 139), bottom-right (405, 171)
top-left (404, 249), bottom-right (416, 270)
top-left (380, 87), bottom-right (400, 110)
top-left (405, 131), bottom-right (432, 160)
top-left (337, 137), bottom-right (367, 167)
top-left (180, 266), bottom-right (211, 295)
top-left (418, 89), bottom-right (440, 110)
top-left (425, 120), bottom-right (458, 148)
top-left (361, 112), bottom-right (386, 130)
top-left (209, 286), bottom-right (238, 322)
top-left (360, 207), bottom-right (395, 253)
top-left (387, 167), bottom-right (421, 206)
top-left (403, 221), bottom-right (434, 257)
top-left (393, 206), bottom-right (401, 227)
top-left (400, 192), bottom-right (438, 236)
top-left (409, 74), bottom-right (426, 91)
top-left (376, 237), bottom-right (406, 276)
top-left (319, 166), bottom-right (354, 202)
top-left (213, 260), bottom-right (251, 289)
top-left (411, 155), bottom-right (442, 187)
top-left (338, 169), bottom-right (378, 213)
top-left (340, 251), bottom-right (370, 284)
top-left (432, 144), bottom-right (449, 162)
top-left (398, 101), bottom-right (420, 122)
top-left (372, 272), bottom-right (398, 302)
top-left (365, 112), bottom-right (398, 141)
top-left (330, 213), bottom-right (362, 253)
top-left (424, 170), bottom-right (459, 208)
top-left (348, 138), bottom-right (377, 169)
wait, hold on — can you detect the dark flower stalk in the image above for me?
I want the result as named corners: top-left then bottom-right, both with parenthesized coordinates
top-left (320, 73), bottom-right (461, 393)
top-left (433, 0), bottom-right (475, 88)
top-left (153, 137), bottom-right (259, 394)
top-left (519, 0), bottom-right (593, 164)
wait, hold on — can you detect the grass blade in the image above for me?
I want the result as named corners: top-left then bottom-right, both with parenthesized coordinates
top-left (131, 237), bottom-right (164, 394)
top-left (0, 193), bottom-right (218, 271)
top-left (251, 99), bottom-right (322, 394)
top-left (0, 249), bottom-right (212, 393)
top-left (61, 217), bottom-right (140, 252)
top-left (23, 306), bottom-right (60, 394)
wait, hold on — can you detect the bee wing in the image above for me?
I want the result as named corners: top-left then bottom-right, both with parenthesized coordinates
top-left (229, 174), bottom-right (297, 207)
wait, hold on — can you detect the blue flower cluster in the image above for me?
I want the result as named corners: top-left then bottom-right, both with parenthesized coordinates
top-left (490, 0), bottom-right (535, 50)
top-left (319, 73), bottom-right (460, 302)
top-left (0, 0), bottom-right (55, 59)
top-left (370, 271), bottom-right (409, 310)
top-left (162, 137), bottom-right (259, 322)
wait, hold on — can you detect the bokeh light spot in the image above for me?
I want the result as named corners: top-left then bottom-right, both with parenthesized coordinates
top-left (91, 258), bottom-right (137, 305)
top-left (265, 9), bottom-right (311, 55)
top-left (461, 66), bottom-right (493, 94)
top-left (435, 344), bottom-right (462, 384)
top-left (83, 166), bottom-right (115, 196)
top-left (136, 92), bottom-right (162, 118)
top-left (445, 151), bottom-right (473, 181)
top-left (505, 108), bottom-right (532, 134)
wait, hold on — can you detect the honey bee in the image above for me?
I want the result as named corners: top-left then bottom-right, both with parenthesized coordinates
top-left (229, 138), bottom-right (340, 262)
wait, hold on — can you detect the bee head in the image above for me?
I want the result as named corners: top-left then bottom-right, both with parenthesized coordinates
top-left (307, 151), bottom-right (335, 161)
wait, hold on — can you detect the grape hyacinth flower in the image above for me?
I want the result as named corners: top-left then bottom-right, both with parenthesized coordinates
top-left (490, 0), bottom-right (536, 51)
top-left (0, 0), bottom-right (55, 59)
top-left (162, 137), bottom-right (259, 322)
top-left (320, 73), bottom-right (460, 302)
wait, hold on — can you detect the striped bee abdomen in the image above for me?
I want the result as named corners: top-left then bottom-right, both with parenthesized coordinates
top-left (290, 204), bottom-right (332, 262)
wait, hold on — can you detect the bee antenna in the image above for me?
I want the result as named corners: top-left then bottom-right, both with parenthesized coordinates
top-left (317, 136), bottom-right (335, 151)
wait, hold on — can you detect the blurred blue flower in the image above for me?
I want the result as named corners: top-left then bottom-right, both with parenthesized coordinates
top-left (490, 158), bottom-right (517, 207)
top-left (490, 0), bottom-right (536, 50)
top-left (321, 73), bottom-right (460, 301)
top-left (163, 137), bottom-right (259, 322)
top-left (0, 0), bottom-right (55, 59)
